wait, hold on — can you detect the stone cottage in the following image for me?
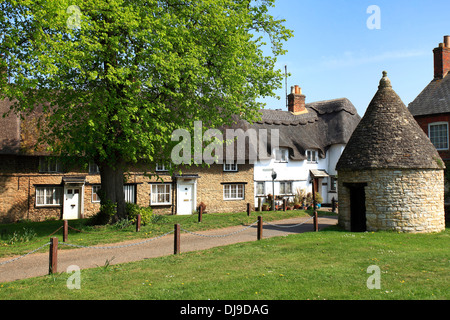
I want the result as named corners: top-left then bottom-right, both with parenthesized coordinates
top-left (336, 71), bottom-right (446, 233)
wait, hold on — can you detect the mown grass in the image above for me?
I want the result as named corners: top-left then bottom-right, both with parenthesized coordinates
top-left (0, 222), bottom-right (448, 300)
top-left (0, 209), bottom-right (316, 258)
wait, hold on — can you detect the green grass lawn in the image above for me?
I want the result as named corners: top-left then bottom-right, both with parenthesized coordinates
top-left (0, 209), bottom-right (314, 258)
top-left (0, 220), bottom-right (448, 300)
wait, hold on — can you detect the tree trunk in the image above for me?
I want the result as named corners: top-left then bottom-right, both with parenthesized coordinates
top-left (99, 162), bottom-right (126, 223)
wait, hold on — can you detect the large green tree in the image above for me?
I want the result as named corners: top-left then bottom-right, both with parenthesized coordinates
top-left (0, 0), bottom-right (292, 221)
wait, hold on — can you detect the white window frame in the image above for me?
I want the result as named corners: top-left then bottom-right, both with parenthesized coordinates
top-left (150, 184), bottom-right (172, 205)
top-left (279, 181), bottom-right (293, 195)
top-left (306, 150), bottom-right (318, 163)
top-left (92, 184), bottom-right (136, 203)
top-left (275, 148), bottom-right (289, 163)
top-left (223, 162), bottom-right (238, 172)
top-left (156, 163), bottom-right (170, 172)
top-left (124, 184), bottom-right (136, 204)
top-left (36, 186), bottom-right (63, 206)
top-left (92, 185), bottom-right (101, 203)
top-left (428, 122), bottom-right (449, 150)
top-left (223, 184), bottom-right (245, 200)
top-left (256, 182), bottom-right (265, 196)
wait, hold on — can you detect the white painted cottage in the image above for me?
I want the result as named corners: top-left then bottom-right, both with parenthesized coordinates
top-left (248, 86), bottom-right (361, 208)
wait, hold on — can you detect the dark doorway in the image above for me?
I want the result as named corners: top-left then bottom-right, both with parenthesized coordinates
top-left (344, 183), bottom-right (367, 232)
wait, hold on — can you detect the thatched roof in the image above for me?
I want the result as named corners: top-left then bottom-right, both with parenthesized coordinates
top-left (226, 98), bottom-right (360, 161)
top-left (337, 71), bottom-right (444, 170)
top-left (1, 95), bottom-right (361, 162)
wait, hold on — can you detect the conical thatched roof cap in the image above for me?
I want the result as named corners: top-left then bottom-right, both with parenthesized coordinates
top-left (336, 71), bottom-right (444, 170)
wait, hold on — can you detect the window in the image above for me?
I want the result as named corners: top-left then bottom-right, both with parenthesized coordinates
top-left (89, 162), bottom-right (100, 174)
top-left (279, 182), bottom-right (292, 195)
top-left (256, 182), bottom-right (265, 196)
top-left (156, 163), bottom-right (169, 172)
top-left (306, 150), bottom-right (318, 163)
top-left (92, 185), bottom-right (101, 202)
top-left (330, 176), bottom-right (337, 192)
top-left (429, 122), bottom-right (449, 150)
top-left (39, 157), bottom-right (63, 173)
top-left (223, 184), bottom-right (245, 200)
top-left (124, 184), bottom-right (136, 204)
top-left (92, 184), bottom-right (136, 203)
top-left (223, 163), bottom-right (238, 172)
top-left (36, 186), bottom-right (62, 206)
top-left (151, 184), bottom-right (171, 205)
top-left (275, 148), bottom-right (289, 162)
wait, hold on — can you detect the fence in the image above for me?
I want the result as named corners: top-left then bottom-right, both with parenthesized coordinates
top-left (0, 205), bottom-right (320, 276)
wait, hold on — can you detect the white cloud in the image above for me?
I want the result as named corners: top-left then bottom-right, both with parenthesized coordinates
top-left (320, 49), bottom-right (428, 69)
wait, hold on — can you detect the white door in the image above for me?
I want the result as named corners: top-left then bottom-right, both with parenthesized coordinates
top-left (177, 184), bottom-right (193, 215)
top-left (64, 187), bottom-right (80, 220)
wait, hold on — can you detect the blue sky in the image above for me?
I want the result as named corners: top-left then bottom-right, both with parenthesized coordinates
top-left (259, 0), bottom-right (450, 116)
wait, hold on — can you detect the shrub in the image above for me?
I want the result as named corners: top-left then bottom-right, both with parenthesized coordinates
top-left (126, 203), bottom-right (153, 226)
top-left (89, 200), bottom-right (116, 225)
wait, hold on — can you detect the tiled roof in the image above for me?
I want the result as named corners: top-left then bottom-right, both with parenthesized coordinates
top-left (408, 74), bottom-right (450, 116)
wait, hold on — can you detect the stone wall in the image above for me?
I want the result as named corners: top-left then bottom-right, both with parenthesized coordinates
top-left (0, 155), bottom-right (254, 223)
top-left (338, 169), bottom-right (445, 233)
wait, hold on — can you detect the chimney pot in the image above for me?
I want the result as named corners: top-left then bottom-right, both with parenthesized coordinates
top-left (444, 35), bottom-right (450, 48)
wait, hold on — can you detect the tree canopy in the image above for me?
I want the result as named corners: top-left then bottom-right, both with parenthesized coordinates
top-left (0, 0), bottom-right (292, 219)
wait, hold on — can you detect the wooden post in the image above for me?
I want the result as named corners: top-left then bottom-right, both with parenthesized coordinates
top-left (63, 220), bottom-right (68, 242)
top-left (314, 211), bottom-right (319, 232)
top-left (257, 216), bottom-right (263, 240)
top-left (258, 197), bottom-right (262, 212)
top-left (247, 203), bottom-right (251, 216)
top-left (136, 214), bottom-right (141, 232)
top-left (198, 205), bottom-right (203, 223)
top-left (174, 224), bottom-right (180, 254)
top-left (332, 197), bottom-right (336, 213)
top-left (312, 178), bottom-right (318, 232)
top-left (283, 199), bottom-right (286, 211)
top-left (49, 237), bottom-right (58, 274)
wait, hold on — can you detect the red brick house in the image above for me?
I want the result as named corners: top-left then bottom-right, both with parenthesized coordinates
top-left (409, 36), bottom-right (450, 161)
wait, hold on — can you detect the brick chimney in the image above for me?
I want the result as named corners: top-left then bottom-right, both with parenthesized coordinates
top-left (433, 35), bottom-right (450, 79)
top-left (288, 85), bottom-right (307, 114)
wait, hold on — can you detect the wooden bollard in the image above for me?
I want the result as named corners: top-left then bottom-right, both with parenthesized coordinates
top-left (49, 237), bottom-right (58, 274)
top-left (257, 216), bottom-right (263, 240)
top-left (198, 205), bottom-right (203, 223)
top-left (313, 211), bottom-right (318, 232)
top-left (174, 224), bottom-right (180, 254)
top-left (247, 203), bottom-right (251, 216)
top-left (63, 220), bottom-right (68, 242)
top-left (283, 199), bottom-right (286, 211)
top-left (136, 214), bottom-right (141, 232)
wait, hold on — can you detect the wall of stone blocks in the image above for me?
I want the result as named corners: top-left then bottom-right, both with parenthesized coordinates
top-left (338, 169), bottom-right (446, 233)
top-left (0, 155), bottom-right (254, 223)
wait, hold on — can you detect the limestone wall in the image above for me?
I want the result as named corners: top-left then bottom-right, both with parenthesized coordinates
top-left (0, 155), bottom-right (254, 222)
top-left (338, 169), bottom-right (445, 233)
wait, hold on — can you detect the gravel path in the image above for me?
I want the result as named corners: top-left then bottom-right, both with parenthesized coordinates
top-left (0, 215), bottom-right (337, 283)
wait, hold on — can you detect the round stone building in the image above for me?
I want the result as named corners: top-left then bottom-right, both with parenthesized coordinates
top-left (336, 72), bottom-right (446, 233)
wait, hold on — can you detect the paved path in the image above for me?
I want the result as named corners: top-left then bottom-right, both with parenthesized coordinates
top-left (0, 216), bottom-right (337, 283)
